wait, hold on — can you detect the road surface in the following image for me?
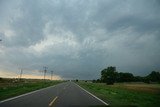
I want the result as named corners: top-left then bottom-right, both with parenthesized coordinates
top-left (0, 82), bottom-right (108, 107)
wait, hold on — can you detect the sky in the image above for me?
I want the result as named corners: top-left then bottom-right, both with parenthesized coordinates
top-left (0, 0), bottom-right (160, 80)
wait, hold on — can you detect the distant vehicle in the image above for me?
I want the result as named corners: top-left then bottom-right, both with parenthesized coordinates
top-left (0, 39), bottom-right (2, 41)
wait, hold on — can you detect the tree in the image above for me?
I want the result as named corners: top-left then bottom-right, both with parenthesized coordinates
top-left (101, 66), bottom-right (117, 85)
top-left (147, 71), bottom-right (160, 82)
top-left (117, 72), bottom-right (134, 82)
top-left (92, 79), bottom-right (96, 83)
top-left (97, 79), bottom-right (101, 83)
top-left (76, 79), bottom-right (78, 82)
top-left (134, 76), bottom-right (143, 82)
top-left (101, 68), bottom-right (108, 82)
top-left (100, 67), bottom-right (160, 84)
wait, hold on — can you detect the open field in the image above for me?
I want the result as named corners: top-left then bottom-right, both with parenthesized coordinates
top-left (0, 78), bottom-right (64, 101)
top-left (77, 82), bottom-right (160, 107)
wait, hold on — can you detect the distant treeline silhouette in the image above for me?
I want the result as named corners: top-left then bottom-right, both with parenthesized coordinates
top-left (93, 66), bottom-right (160, 85)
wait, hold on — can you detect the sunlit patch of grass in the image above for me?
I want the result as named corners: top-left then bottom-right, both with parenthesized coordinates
top-left (109, 83), bottom-right (160, 94)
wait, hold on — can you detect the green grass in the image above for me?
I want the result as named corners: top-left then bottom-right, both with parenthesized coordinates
top-left (77, 82), bottom-right (160, 107)
top-left (0, 78), bottom-right (64, 101)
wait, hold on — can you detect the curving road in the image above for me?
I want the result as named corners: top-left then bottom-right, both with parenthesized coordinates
top-left (0, 82), bottom-right (108, 107)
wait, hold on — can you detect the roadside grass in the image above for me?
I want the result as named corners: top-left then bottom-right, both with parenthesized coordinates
top-left (0, 78), bottom-right (64, 101)
top-left (77, 82), bottom-right (160, 107)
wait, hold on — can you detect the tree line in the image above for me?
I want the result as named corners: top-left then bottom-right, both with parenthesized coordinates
top-left (93, 66), bottom-right (160, 85)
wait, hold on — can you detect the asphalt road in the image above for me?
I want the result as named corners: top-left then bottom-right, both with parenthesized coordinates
top-left (0, 82), bottom-right (108, 107)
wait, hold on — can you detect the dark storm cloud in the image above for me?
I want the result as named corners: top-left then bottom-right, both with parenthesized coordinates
top-left (0, 0), bottom-right (160, 79)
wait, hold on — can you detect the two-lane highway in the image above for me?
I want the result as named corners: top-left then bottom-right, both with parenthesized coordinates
top-left (0, 82), bottom-right (108, 107)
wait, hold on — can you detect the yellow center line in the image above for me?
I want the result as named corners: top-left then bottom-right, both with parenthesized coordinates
top-left (49, 96), bottom-right (58, 107)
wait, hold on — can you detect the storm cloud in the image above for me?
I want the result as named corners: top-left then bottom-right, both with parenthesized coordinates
top-left (0, 0), bottom-right (160, 79)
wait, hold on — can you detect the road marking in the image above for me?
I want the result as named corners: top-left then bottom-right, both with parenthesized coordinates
top-left (63, 84), bottom-right (69, 90)
top-left (74, 82), bottom-right (109, 106)
top-left (49, 96), bottom-right (58, 107)
top-left (0, 83), bottom-right (61, 104)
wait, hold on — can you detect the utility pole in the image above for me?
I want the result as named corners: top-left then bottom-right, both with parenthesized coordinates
top-left (19, 69), bottom-right (23, 79)
top-left (43, 67), bottom-right (48, 80)
top-left (51, 71), bottom-right (53, 80)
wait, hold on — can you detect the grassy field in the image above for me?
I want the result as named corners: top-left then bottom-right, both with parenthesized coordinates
top-left (0, 78), bottom-right (63, 101)
top-left (77, 82), bottom-right (160, 107)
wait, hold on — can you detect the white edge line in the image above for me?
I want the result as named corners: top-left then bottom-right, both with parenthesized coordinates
top-left (48, 96), bottom-right (58, 107)
top-left (0, 84), bottom-right (59, 104)
top-left (74, 82), bottom-right (109, 106)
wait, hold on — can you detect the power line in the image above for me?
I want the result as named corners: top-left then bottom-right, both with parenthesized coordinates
top-left (51, 71), bottom-right (53, 80)
top-left (43, 66), bottom-right (48, 80)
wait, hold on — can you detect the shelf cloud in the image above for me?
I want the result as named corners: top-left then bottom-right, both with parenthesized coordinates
top-left (0, 0), bottom-right (160, 79)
